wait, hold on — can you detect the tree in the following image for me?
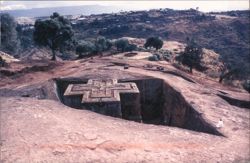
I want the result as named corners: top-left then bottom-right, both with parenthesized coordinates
top-left (124, 44), bottom-right (137, 52)
top-left (115, 38), bottom-right (129, 52)
top-left (148, 54), bottom-right (160, 61)
top-left (219, 68), bottom-right (240, 83)
top-left (242, 80), bottom-right (250, 93)
top-left (177, 39), bottom-right (203, 73)
top-left (94, 37), bottom-right (112, 53)
top-left (144, 37), bottom-right (163, 50)
top-left (76, 37), bottom-right (113, 58)
top-left (0, 13), bottom-right (20, 54)
top-left (76, 41), bottom-right (95, 58)
top-left (33, 12), bottom-right (74, 60)
top-left (0, 56), bottom-right (6, 67)
top-left (16, 24), bottom-right (34, 50)
top-left (115, 38), bottom-right (137, 52)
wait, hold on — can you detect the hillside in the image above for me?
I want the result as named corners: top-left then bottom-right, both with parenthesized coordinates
top-left (12, 9), bottom-right (250, 75)
top-left (2, 8), bottom-right (249, 84)
top-left (72, 9), bottom-right (250, 79)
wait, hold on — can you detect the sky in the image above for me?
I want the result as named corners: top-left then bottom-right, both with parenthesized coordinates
top-left (1, 1), bottom-right (249, 12)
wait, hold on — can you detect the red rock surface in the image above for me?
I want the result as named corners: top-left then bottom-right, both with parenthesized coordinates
top-left (0, 56), bottom-right (249, 162)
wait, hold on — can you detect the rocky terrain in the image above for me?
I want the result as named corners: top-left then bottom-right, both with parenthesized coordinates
top-left (0, 53), bottom-right (249, 162)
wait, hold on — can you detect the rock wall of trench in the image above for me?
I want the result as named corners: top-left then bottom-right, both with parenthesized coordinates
top-left (162, 82), bottom-right (222, 135)
top-left (55, 77), bottom-right (88, 109)
top-left (56, 77), bottom-right (222, 136)
top-left (121, 78), bottom-right (165, 124)
top-left (121, 78), bottom-right (223, 136)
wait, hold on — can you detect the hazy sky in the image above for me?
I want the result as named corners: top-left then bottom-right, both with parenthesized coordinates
top-left (1, 1), bottom-right (249, 12)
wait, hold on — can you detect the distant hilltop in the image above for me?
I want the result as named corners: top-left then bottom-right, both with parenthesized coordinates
top-left (2, 5), bottom-right (122, 18)
top-left (3, 5), bottom-right (249, 18)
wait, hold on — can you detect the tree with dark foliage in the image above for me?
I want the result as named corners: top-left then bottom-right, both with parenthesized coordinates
top-left (115, 38), bottom-right (137, 52)
top-left (0, 13), bottom-right (19, 54)
top-left (76, 37), bottom-right (113, 58)
top-left (76, 41), bottom-right (95, 58)
top-left (33, 12), bottom-right (74, 60)
top-left (0, 56), bottom-right (6, 67)
top-left (94, 37), bottom-right (112, 54)
top-left (177, 39), bottom-right (203, 73)
top-left (115, 38), bottom-right (129, 52)
top-left (144, 37), bottom-right (163, 50)
top-left (242, 80), bottom-right (250, 93)
top-left (16, 24), bottom-right (34, 50)
top-left (124, 44), bottom-right (137, 52)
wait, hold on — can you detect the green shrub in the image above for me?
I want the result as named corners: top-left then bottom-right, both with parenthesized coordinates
top-left (144, 37), bottom-right (163, 50)
top-left (242, 80), bottom-right (250, 93)
top-left (148, 54), bottom-right (160, 61)
top-left (115, 38), bottom-right (129, 52)
top-left (76, 37), bottom-right (113, 57)
top-left (95, 37), bottom-right (112, 52)
top-left (125, 44), bottom-right (137, 52)
top-left (76, 41), bottom-right (95, 58)
top-left (115, 38), bottom-right (137, 52)
top-left (0, 56), bottom-right (6, 67)
top-left (175, 39), bottom-right (203, 73)
top-left (162, 53), bottom-right (171, 61)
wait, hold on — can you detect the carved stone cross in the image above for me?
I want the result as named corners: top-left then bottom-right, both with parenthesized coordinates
top-left (64, 79), bottom-right (139, 103)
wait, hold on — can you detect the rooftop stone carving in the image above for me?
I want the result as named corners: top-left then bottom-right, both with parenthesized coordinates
top-left (64, 79), bottom-right (139, 103)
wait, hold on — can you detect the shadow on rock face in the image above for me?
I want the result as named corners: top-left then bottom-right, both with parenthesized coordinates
top-left (217, 93), bottom-right (250, 109)
top-left (55, 77), bottom-right (224, 136)
top-left (0, 76), bottom-right (224, 136)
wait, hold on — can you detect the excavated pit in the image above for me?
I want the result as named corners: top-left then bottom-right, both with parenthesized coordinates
top-left (56, 77), bottom-right (222, 136)
top-left (217, 94), bottom-right (250, 109)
